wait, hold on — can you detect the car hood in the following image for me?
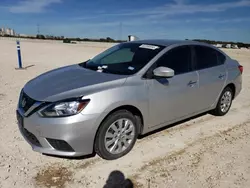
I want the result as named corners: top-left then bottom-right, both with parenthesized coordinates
top-left (23, 64), bottom-right (127, 102)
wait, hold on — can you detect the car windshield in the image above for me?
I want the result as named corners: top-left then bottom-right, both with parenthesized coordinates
top-left (79, 43), bottom-right (164, 75)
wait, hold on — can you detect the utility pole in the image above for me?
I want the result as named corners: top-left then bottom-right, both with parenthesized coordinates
top-left (119, 22), bottom-right (123, 41)
top-left (37, 24), bottom-right (40, 35)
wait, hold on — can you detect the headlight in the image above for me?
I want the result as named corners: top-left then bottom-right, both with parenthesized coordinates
top-left (40, 99), bottom-right (90, 117)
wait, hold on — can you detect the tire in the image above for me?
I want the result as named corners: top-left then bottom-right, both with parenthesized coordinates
top-left (94, 110), bottom-right (139, 160)
top-left (211, 87), bottom-right (233, 116)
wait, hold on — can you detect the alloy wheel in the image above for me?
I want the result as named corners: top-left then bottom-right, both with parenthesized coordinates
top-left (104, 118), bottom-right (135, 154)
top-left (220, 91), bottom-right (232, 113)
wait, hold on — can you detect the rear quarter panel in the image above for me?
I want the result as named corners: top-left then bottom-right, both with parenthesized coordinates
top-left (225, 58), bottom-right (242, 98)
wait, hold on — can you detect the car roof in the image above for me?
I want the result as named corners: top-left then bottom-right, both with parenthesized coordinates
top-left (129, 39), bottom-right (207, 47)
top-left (127, 39), bottom-right (229, 59)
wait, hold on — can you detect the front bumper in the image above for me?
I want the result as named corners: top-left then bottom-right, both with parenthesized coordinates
top-left (17, 108), bottom-right (104, 157)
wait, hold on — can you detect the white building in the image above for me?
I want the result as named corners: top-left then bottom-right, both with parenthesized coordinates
top-left (232, 44), bottom-right (239, 49)
top-left (128, 35), bottom-right (139, 41)
top-left (215, 44), bottom-right (223, 48)
top-left (0, 28), bottom-right (4, 35)
top-left (226, 44), bottom-right (231, 48)
top-left (19, 34), bottom-right (28, 37)
top-left (5, 28), bottom-right (11, 35)
top-left (0, 27), bottom-right (17, 36)
top-left (10, 29), bottom-right (15, 36)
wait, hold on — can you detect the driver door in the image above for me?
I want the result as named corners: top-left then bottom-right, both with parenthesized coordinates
top-left (147, 45), bottom-right (200, 128)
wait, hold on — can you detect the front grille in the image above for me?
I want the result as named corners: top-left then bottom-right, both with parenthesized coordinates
top-left (20, 92), bottom-right (36, 112)
top-left (22, 128), bottom-right (41, 147)
top-left (47, 138), bottom-right (74, 152)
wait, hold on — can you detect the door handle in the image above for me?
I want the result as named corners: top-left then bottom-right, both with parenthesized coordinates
top-left (218, 74), bottom-right (225, 79)
top-left (188, 81), bottom-right (197, 87)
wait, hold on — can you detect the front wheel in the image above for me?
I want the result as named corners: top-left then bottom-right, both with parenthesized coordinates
top-left (94, 110), bottom-right (138, 160)
top-left (211, 87), bottom-right (233, 116)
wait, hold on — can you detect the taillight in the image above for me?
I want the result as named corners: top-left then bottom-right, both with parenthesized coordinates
top-left (238, 65), bottom-right (243, 74)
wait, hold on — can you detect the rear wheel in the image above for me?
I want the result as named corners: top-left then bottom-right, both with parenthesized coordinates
top-left (94, 110), bottom-right (138, 160)
top-left (211, 87), bottom-right (233, 116)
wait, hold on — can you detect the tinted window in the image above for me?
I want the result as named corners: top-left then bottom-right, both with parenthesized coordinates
top-left (156, 46), bottom-right (192, 75)
top-left (217, 51), bottom-right (226, 65)
top-left (194, 46), bottom-right (223, 70)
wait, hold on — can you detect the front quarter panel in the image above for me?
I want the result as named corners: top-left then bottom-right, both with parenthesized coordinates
top-left (81, 76), bottom-right (149, 131)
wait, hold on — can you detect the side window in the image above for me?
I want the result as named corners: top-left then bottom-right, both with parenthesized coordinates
top-left (217, 51), bottom-right (226, 65)
top-left (194, 46), bottom-right (221, 70)
top-left (156, 46), bottom-right (192, 75)
top-left (100, 48), bottom-right (134, 64)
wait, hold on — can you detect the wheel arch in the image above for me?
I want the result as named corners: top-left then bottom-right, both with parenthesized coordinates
top-left (93, 105), bottom-right (144, 149)
top-left (225, 83), bottom-right (236, 99)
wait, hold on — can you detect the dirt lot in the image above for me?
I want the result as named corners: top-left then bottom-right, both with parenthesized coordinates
top-left (0, 39), bottom-right (250, 188)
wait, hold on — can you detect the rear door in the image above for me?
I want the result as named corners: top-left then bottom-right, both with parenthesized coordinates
top-left (193, 45), bottom-right (227, 111)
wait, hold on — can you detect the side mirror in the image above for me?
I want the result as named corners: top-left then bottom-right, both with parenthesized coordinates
top-left (153, 67), bottom-right (175, 78)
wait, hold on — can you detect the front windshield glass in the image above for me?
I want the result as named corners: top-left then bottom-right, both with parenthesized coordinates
top-left (80, 43), bottom-right (164, 75)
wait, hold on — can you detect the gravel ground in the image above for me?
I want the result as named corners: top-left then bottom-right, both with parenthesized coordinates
top-left (0, 39), bottom-right (250, 188)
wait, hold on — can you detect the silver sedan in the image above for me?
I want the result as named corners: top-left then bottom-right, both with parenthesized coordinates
top-left (17, 39), bottom-right (242, 160)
